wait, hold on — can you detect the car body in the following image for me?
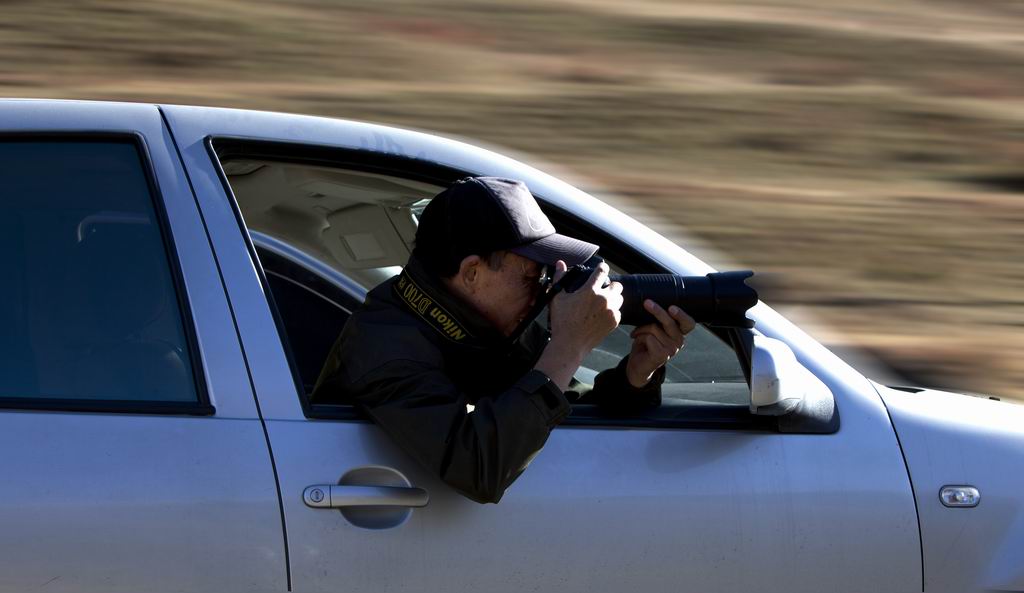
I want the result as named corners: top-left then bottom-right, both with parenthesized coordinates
top-left (0, 98), bottom-right (1020, 593)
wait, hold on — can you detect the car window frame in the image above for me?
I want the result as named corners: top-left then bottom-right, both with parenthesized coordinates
top-left (209, 137), bottom-right (779, 431)
top-left (0, 132), bottom-right (213, 416)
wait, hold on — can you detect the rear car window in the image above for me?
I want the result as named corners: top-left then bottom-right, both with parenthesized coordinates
top-left (0, 140), bottom-right (199, 404)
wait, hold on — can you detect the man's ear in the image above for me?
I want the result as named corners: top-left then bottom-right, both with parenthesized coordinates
top-left (456, 255), bottom-right (484, 292)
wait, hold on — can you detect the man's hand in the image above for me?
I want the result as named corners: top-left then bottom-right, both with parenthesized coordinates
top-left (535, 260), bottom-right (622, 391)
top-left (548, 260), bottom-right (623, 352)
top-left (625, 300), bottom-right (696, 388)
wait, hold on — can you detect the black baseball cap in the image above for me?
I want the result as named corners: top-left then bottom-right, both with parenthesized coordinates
top-left (416, 177), bottom-right (598, 267)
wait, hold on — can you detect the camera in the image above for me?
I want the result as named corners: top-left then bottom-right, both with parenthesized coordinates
top-left (556, 255), bottom-right (758, 328)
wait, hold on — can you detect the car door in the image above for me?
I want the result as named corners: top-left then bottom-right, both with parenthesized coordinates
top-left (0, 101), bottom-right (286, 593)
top-left (163, 104), bottom-right (923, 593)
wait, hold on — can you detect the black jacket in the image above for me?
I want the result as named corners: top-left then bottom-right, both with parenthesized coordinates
top-left (312, 255), bottom-right (664, 503)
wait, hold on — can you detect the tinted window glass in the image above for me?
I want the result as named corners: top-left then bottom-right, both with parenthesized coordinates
top-left (256, 246), bottom-right (359, 395)
top-left (0, 140), bottom-right (198, 402)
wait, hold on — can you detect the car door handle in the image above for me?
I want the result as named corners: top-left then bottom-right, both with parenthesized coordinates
top-left (303, 484), bottom-right (429, 509)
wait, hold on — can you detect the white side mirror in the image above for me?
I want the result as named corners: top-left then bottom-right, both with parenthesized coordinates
top-left (750, 336), bottom-right (832, 416)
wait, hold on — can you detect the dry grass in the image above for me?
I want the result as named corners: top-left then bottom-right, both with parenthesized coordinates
top-left (3, 0), bottom-right (1022, 400)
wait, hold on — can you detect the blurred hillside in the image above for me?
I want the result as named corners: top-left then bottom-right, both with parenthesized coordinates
top-left (3, 0), bottom-right (1022, 400)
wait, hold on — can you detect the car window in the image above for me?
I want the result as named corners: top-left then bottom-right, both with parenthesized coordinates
top-left (0, 140), bottom-right (200, 405)
top-left (218, 154), bottom-right (749, 415)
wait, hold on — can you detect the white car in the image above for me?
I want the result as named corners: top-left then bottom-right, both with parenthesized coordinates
top-left (1, 99), bottom-right (1020, 593)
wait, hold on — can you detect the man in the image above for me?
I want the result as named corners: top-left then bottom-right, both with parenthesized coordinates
top-left (312, 177), bottom-right (694, 503)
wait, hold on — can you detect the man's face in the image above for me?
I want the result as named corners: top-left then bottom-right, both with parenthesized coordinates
top-left (469, 252), bottom-right (546, 337)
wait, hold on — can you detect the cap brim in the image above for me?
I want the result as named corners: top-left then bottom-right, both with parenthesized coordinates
top-left (510, 233), bottom-right (599, 267)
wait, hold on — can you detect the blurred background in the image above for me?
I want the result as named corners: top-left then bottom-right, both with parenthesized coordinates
top-left (3, 0), bottom-right (1021, 401)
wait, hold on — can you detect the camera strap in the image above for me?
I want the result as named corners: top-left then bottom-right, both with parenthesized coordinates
top-left (392, 270), bottom-right (480, 347)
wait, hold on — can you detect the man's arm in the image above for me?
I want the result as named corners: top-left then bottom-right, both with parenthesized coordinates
top-left (624, 301), bottom-right (696, 387)
top-left (349, 360), bottom-right (570, 504)
top-left (569, 300), bottom-right (695, 411)
top-left (569, 355), bottom-right (667, 411)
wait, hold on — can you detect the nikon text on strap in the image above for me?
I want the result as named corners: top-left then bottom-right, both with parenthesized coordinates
top-left (393, 270), bottom-right (477, 345)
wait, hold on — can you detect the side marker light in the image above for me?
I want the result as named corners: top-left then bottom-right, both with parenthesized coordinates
top-left (940, 486), bottom-right (980, 508)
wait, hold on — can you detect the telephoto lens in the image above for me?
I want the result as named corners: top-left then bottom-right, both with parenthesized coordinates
top-left (523, 255), bottom-right (758, 347)
top-left (506, 255), bottom-right (758, 348)
top-left (557, 255), bottom-right (758, 328)
top-left (611, 270), bottom-right (757, 328)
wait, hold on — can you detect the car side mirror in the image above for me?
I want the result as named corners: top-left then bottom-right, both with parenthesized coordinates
top-left (750, 336), bottom-right (832, 417)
